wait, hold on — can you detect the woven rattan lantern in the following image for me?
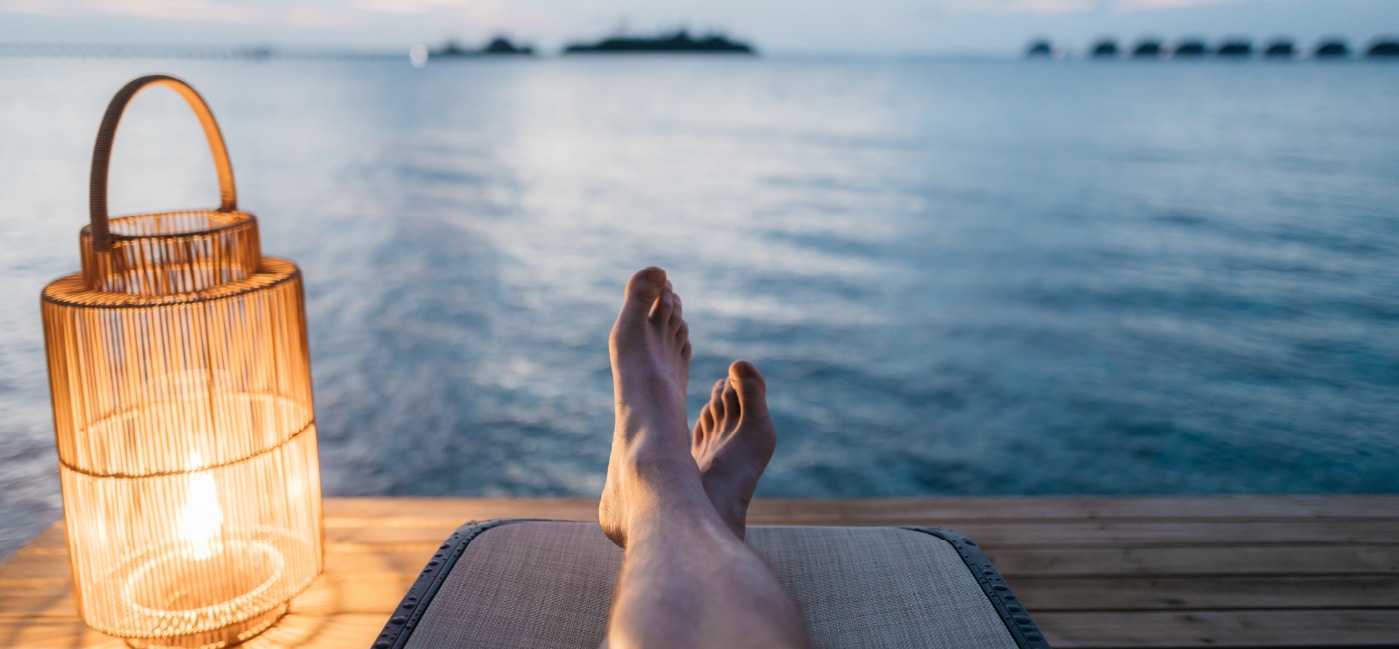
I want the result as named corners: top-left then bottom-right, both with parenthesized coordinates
top-left (40, 75), bottom-right (323, 648)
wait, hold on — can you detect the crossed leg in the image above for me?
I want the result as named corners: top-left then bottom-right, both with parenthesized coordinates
top-left (598, 267), bottom-right (812, 649)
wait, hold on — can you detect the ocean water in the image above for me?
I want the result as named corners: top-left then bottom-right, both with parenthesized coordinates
top-left (2, 56), bottom-right (1397, 559)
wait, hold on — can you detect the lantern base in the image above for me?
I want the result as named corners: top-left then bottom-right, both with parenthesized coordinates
top-left (84, 528), bottom-right (318, 649)
top-left (123, 603), bottom-right (287, 648)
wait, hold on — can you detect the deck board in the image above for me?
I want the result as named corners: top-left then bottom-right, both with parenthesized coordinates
top-left (2, 496), bottom-right (1396, 648)
top-left (1035, 610), bottom-right (1399, 648)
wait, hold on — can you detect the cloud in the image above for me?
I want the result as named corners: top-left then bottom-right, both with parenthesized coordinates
top-left (1115, 0), bottom-right (1243, 10)
top-left (0, 0), bottom-right (546, 32)
top-left (353, 0), bottom-right (467, 16)
top-left (934, 0), bottom-right (1095, 14)
top-left (997, 0), bottom-right (1098, 13)
top-left (940, 0), bottom-right (1261, 14)
top-left (284, 7), bottom-right (364, 28)
top-left (0, 0), bottom-right (265, 23)
top-left (346, 0), bottom-right (567, 35)
top-left (0, 0), bottom-right (54, 15)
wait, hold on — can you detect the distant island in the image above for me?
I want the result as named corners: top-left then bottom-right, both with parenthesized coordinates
top-left (563, 30), bottom-right (755, 55)
top-left (432, 36), bottom-right (533, 58)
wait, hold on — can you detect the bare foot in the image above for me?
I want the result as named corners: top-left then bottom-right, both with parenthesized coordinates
top-left (692, 360), bottom-right (776, 540)
top-left (599, 267), bottom-right (699, 547)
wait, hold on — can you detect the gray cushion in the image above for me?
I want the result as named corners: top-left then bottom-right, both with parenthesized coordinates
top-left (384, 521), bottom-right (1043, 649)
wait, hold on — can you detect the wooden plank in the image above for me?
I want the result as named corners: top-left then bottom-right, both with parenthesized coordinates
top-left (934, 520), bottom-right (1399, 548)
top-left (0, 583), bottom-right (73, 619)
top-left (0, 573), bottom-right (415, 619)
top-left (0, 618), bottom-right (125, 649)
top-left (1035, 609), bottom-right (1399, 648)
top-left (8, 526), bottom-right (66, 552)
top-left (748, 496), bottom-right (1399, 523)
top-left (321, 497), bottom-right (598, 526)
top-left (21, 496), bottom-right (1399, 535)
top-left (0, 613), bottom-right (386, 649)
top-left (317, 519), bottom-right (1399, 548)
top-left (7, 522), bottom-right (460, 559)
top-left (322, 496), bottom-right (1399, 525)
top-left (286, 574), bottom-right (417, 616)
top-left (0, 554), bottom-right (70, 582)
top-left (10, 606), bottom-right (1399, 649)
top-left (0, 547), bottom-right (436, 584)
top-left (14, 559), bottom-right (1395, 618)
top-left (1009, 575), bottom-right (1399, 611)
top-left (326, 525), bottom-right (463, 546)
top-left (26, 518), bottom-right (1399, 554)
top-left (245, 613), bottom-right (386, 649)
top-left (4, 571), bottom-right (1371, 620)
top-left (23, 496), bottom-right (1399, 550)
top-left (988, 545), bottom-right (1399, 577)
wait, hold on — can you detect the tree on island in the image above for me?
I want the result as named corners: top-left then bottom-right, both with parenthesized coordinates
top-left (563, 29), bottom-right (755, 54)
top-left (431, 36), bottom-right (533, 57)
top-left (481, 37), bottom-right (533, 55)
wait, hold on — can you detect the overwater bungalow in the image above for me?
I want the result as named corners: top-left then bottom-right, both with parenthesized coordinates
top-left (1090, 38), bottom-right (1120, 58)
top-left (1173, 38), bottom-right (1210, 57)
top-left (1217, 39), bottom-right (1253, 57)
top-left (1314, 38), bottom-right (1350, 58)
top-left (1263, 38), bottom-right (1296, 59)
top-left (1367, 38), bottom-right (1399, 57)
top-left (1131, 38), bottom-right (1166, 59)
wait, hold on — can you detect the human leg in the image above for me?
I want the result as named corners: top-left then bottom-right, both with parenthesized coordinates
top-left (599, 267), bottom-right (811, 649)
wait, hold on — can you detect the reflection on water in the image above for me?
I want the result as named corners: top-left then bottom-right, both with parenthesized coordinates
top-left (2, 57), bottom-right (1398, 559)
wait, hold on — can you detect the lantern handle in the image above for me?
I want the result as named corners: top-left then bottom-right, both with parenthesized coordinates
top-left (89, 75), bottom-right (237, 251)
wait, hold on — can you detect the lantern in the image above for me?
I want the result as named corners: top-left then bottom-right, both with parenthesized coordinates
top-left (40, 75), bottom-right (323, 648)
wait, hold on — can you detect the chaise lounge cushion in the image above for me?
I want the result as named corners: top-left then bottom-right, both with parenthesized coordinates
top-left (375, 520), bottom-right (1048, 649)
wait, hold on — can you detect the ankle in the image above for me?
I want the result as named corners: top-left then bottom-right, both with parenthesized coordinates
top-left (622, 452), bottom-right (704, 496)
top-left (624, 491), bottom-right (731, 548)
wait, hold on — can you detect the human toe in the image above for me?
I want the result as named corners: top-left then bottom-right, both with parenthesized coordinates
top-left (729, 360), bottom-right (769, 417)
top-left (621, 267), bottom-right (667, 321)
top-left (722, 380), bottom-right (741, 422)
top-left (652, 282), bottom-right (677, 324)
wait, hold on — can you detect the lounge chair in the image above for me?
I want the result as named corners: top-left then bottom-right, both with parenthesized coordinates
top-left (373, 519), bottom-right (1048, 648)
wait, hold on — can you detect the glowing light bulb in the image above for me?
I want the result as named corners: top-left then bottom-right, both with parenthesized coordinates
top-left (178, 451), bottom-right (224, 560)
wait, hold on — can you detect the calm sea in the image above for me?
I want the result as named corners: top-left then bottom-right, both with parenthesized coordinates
top-left (2, 56), bottom-right (1397, 559)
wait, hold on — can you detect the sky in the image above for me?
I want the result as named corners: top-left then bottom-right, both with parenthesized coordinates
top-left (0, 0), bottom-right (1395, 55)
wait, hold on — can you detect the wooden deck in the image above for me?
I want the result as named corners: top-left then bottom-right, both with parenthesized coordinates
top-left (2, 496), bottom-right (1396, 648)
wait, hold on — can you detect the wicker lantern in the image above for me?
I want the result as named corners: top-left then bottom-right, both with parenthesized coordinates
top-left (40, 75), bottom-right (323, 648)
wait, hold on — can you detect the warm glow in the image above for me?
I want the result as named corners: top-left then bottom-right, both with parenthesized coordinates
top-left (41, 75), bottom-right (323, 648)
top-left (179, 452), bottom-right (225, 560)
